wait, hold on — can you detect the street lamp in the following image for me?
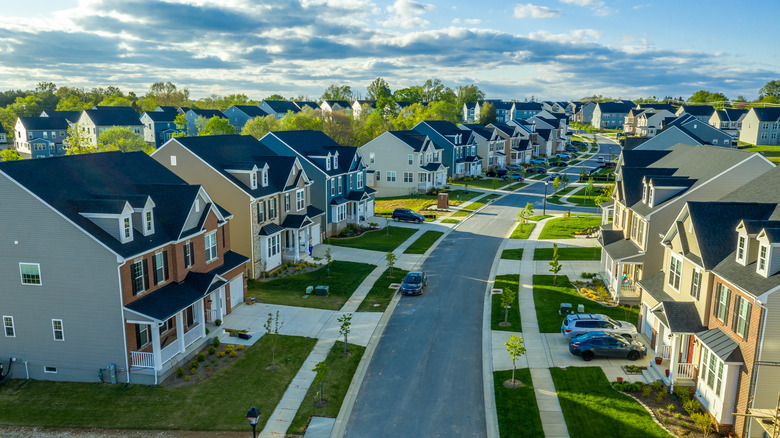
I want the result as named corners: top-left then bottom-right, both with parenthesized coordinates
top-left (246, 406), bottom-right (260, 438)
top-left (543, 181), bottom-right (548, 215)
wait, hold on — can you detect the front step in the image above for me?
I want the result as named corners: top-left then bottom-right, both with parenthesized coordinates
top-left (642, 363), bottom-right (664, 384)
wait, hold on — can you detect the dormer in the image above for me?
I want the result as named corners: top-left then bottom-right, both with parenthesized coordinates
top-left (756, 228), bottom-right (780, 277)
top-left (333, 151), bottom-right (339, 169)
top-left (75, 199), bottom-right (136, 244)
top-left (261, 167), bottom-right (269, 187)
top-left (735, 222), bottom-right (750, 266)
top-left (325, 152), bottom-right (332, 171)
top-left (131, 196), bottom-right (156, 237)
top-left (225, 162), bottom-right (264, 190)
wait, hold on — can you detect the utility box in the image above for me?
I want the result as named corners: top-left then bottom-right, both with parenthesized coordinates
top-left (438, 193), bottom-right (449, 209)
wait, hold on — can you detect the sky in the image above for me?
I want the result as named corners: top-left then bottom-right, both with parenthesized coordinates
top-left (0, 0), bottom-right (778, 101)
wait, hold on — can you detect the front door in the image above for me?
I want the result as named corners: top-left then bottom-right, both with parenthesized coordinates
top-left (651, 328), bottom-right (657, 350)
top-left (219, 287), bottom-right (227, 318)
top-left (687, 335), bottom-right (694, 363)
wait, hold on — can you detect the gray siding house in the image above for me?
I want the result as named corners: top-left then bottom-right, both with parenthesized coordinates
top-left (222, 105), bottom-right (269, 133)
top-left (13, 116), bottom-right (70, 158)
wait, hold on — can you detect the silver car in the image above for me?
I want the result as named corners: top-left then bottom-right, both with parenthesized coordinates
top-left (561, 313), bottom-right (638, 340)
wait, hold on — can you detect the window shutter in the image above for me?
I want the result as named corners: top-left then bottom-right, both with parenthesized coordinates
top-left (143, 259), bottom-right (150, 290)
top-left (135, 325), bottom-right (142, 349)
top-left (724, 289), bottom-right (731, 325)
top-left (163, 251), bottom-right (169, 281)
top-left (189, 242), bottom-right (195, 266)
top-left (731, 296), bottom-right (740, 332)
top-left (744, 302), bottom-right (752, 339)
top-left (152, 256), bottom-right (159, 284)
top-left (222, 228), bottom-right (225, 248)
top-left (714, 285), bottom-right (721, 317)
top-left (131, 266), bottom-right (139, 295)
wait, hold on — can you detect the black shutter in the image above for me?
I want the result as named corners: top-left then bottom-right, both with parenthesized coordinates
top-left (724, 288), bottom-right (731, 325)
top-left (131, 264), bottom-right (139, 295)
top-left (163, 251), bottom-right (169, 281)
top-left (189, 242), bottom-right (195, 266)
top-left (152, 256), bottom-right (159, 284)
top-left (135, 325), bottom-right (142, 349)
top-left (143, 259), bottom-right (150, 290)
top-left (731, 296), bottom-right (740, 332)
top-left (222, 227), bottom-right (225, 248)
top-left (257, 202), bottom-right (261, 223)
top-left (744, 302), bottom-right (752, 339)
top-left (714, 285), bottom-right (721, 317)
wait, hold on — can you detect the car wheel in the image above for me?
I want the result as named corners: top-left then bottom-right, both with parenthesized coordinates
top-left (416, 219), bottom-right (422, 224)
top-left (627, 351), bottom-right (640, 361)
top-left (394, 217), bottom-right (400, 222)
top-left (582, 351), bottom-right (594, 361)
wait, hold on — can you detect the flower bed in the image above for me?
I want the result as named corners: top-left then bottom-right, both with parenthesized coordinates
top-left (162, 337), bottom-right (248, 387)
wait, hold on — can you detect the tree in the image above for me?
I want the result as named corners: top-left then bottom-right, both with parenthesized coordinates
top-left (338, 313), bottom-right (352, 356)
top-left (455, 84), bottom-right (485, 109)
top-left (324, 248), bottom-right (332, 278)
top-left (478, 102), bottom-right (497, 125)
top-left (264, 94), bottom-right (287, 101)
top-left (549, 243), bottom-right (562, 285)
top-left (594, 183), bottom-right (615, 207)
top-left (420, 78), bottom-right (455, 102)
top-left (552, 176), bottom-right (561, 192)
top-left (322, 84), bottom-right (353, 101)
top-left (560, 173), bottom-right (570, 189)
top-left (173, 113), bottom-right (188, 137)
top-left (759, 80), bottom-right (780, 102)
top-left (585, 177), bottom-right (595, 203)
top-left (98, 96), bottom-right (134, 107)
top-left (97, 126), bottom-right (153, 154)
top-left (366, 77), bottom-right (391, 100)
top-left (690, 412), bottom-right (713, 438)
top-left (198, 116), bottom-right (236, 136)
top-left (580, 166), bottom-right (587, 181)
top-left (385, 251), bottom-right (397, 276)
top-left (688, 90), bottom-right (728, 105)
top-left (499, 286), bottom-right (516, 327)
top-left (322, 112), bottom-right (353, 145)
top-left (242, 115), bottom-right (278, 140)
top-left (393, 86), bottom-right (424, 104)
top-left (313, 361), bottom-right (330, 407)
top-left (64, 123), bottom-right (95, 154)
top-left (504, 334), bottom-right (526, 387)
top-left (263, 311), bottom-right (284, 369)
top-left (517, 202), bottom-right (534, 228)
top-left (0, 150), bottom-right (22, 161)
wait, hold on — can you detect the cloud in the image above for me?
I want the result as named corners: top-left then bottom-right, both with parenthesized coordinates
top-left (559, 0), bottom-right (614, 16)
top-left (381, 0), bottom-right (434, 28)
top-left (514, 3), bottom-right (561, 19)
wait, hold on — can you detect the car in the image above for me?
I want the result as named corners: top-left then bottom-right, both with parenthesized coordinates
top-left (400, 271), bottom-right (427, 296)
top-left (597, 156), bottom-right (605, 164)
top-left (565, 146), bottom-right (578, 152)
top-left (392, 208), bottom-right (424, 224)
top-left (507, 164), bottom-right (522, 171)
top-left (569, 331), bottom-right (648, 361)
top-left (556, 153), bottom-right (572, 160)
top-left (525, 166), bottom-right (546, 174)
top-left (496, 168), bottom-right (509, 177)
top-left (529, 158), bottom-right (548, 165)
top-left (511, 172), bottom-right (524, 181)
top-left (549, 160), bottom-right (568, 167)
top-left (561, 313), bottom-right (638, 340)
top-left (547, 172), bottom-right (562, 181)
top-left (571, 140), bottom-right (588, 147)
top-left (485, 170), bottom-right (497, 177)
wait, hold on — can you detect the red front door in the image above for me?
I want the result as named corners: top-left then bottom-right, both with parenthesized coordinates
top-left (687, 335), bottom-right (694, 363)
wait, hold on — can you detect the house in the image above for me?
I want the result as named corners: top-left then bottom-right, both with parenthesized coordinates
top-left (460, 123), bottom-right (505, 170)
top-left (474, 100), bottom-right (512, 123)
top-left (542, 101), bottom-right (568, 114)
top-left (360, 130), bottom-right (447, 196)
top-left (352, 100), bottom-right (376, 118)
top-left (259, 130), bottom-right (375, 237)
top-left (320, 100), bottom-right (352, 115)
top-left (413, 120), bottom-right (482, 179)
top-left (510, 102), bottom-right (543, 120)
top-left (709, 108), bottom-right (748, 138)
top-left (0, 124), bottom-right (6, 146)
top-left (566, 101), bottom-right (583, 117)
top-left (151, 134), bottom-right (322, 278)
top-left (738, 107), bottom-right (780, 146)
top-left (636, 103), bottom-right (676, 112)
top-left (77, 106), bottom-right (144, 145)
top-left (592, 101), bottom-right (634, 130)
top-left (0, 151), bottom-right (248, 384)
top-left (140, 107), bottom-right (184, 148)
top-left (486, 122), bottom-right (531, 166)
top-left (630, 114), bottom-right (734, 150)
top-left (294, 101), bottom-right (320, 112)
top-left (598, 144), bottom-right (773, 305)
top-left (40, 110), bottom-right (82, 124)
top-left (222, 105), bottom-right (269, 134)
top-left (259, 100), bottom-right (301, 119)
top-left (13, 116), bottom-right (70, 158)
top-left (183, 109), bottom-right (226, 136)
top-left (632, 109), bottom-right (676, 137)
top-left (676, 105), bottom-right (716, 123)
top-left (463, 102), bottom-right (478, 122)
top-left (572, 101), bottom-right (597, 125)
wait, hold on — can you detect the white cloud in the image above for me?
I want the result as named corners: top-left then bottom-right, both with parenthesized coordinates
top-left (513, 3), bottom-right (561, 19)
top-left (465, 18), bottom-right (481, 24)
top-left (529, 28), bottom-right (601, 43)
top-left (380, 0), bottom-right (434, 28)
top-left (559, 0), bottom-right (614, 16)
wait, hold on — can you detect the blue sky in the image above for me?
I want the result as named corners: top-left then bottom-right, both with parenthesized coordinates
top-left (1, 0), bottom-right (777, 101)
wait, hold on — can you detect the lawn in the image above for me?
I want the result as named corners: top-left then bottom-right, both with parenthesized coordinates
top-left (373, 190), bottom-right (481, 214)
top-left (505, 182), bottom-right (527, 191)
top-left (328, 226), bottom-right (417, 252)
top-left (527, 173), bottom-right (547, 180)
top-left (404, 230), bottom-right (444, 254)
top-left (510, 222), bottom-right (535, 239)
top-left (494, 369), bottom-right (543, 438)
top-left (356, 268), bottom-right (408, 312)
top-left (528, 214), bottom-right (552, 221)
top-left (533, 247), bottom-right (601, 260)
top-left (248, 261), bottom-right (376, 310)
top-left (533, 275), bottom-right (639, 333)
top-left (287, 341), bottom-right (365, 436)
top-left (451, 178), bottom-right (508, 190)
top-left (440, 218), bottom-right (460, 224)
top-left (563, 186), bottom-right (604, 207)
top-left (451, 194), bottom-right (501, 217)
top-left (538, 215), bottom-right (601, 239)
top-left (550, 367), bottom-right (673, 438)
top-left (492, 274), bottom-right (521, 331)
top-left (500, 248), bottom-right (524, 260)
top-left (546, 185), bottom-right (577, 205)
top-left (0, 335), bottom-right (317, 431)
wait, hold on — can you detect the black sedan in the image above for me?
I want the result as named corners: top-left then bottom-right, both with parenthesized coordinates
top-left (568, 332), bottom-right (647, 361)
top-left (525, 166), bottom-right (547, 174)
top-left (549, 160), bottom-right (569, 167)
top-left (400, 271), bottom-right (427, 296)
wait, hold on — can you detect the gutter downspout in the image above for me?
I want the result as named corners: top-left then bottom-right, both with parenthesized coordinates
top-left (745, 299), bottom-right (769, 438)
top-left (117, 259), bottom-right (131, 384)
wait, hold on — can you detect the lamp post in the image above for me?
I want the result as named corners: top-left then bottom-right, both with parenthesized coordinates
top-left (246, 406), bottom-right (260, 438)
top-left (543, 181), bottom-right (548, 215)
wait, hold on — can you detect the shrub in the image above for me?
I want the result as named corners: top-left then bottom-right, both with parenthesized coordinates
top-left (690, 412), bottom-right (714, 437)
top-left (229, 350), bottom-right (237, 357)
top-left (208, 346), bottom-right (216, 355)
top-left (205, 328), bottom-right (210, 335)
top-left (657, 408), bottom-right (665, 415)
top-left (680, 422), bottom-right (688, 428)
top-left (667, 404), bottom-right (675, 412)
top-left (237, 344), bottom-right (245, 351)
top-left (205, 365), bottom-right (211, 373)
top-left (215, 319), bottom-right (222, 326)
top-left (652, 381), bottom-right (663, 391)
top-left (655, 391), bottom-right (665, 404)
top-left (190, 368), bottom-right (197, 375)
top-left (675, 413), bottom-right (682, 419)
top-left (176, 367), bottom-right (185, 378)
top-left (185, 375), bottom-right (191, 382)
top-left (675, 386), bottom-right (692, 402)
top-left (662, 418), bottom-right (669, 425)
top-left (217, 352), bottom-right (225, 358)
top-left (190, 361), bottom-right (198, 369)
top-left (642, 385), bottom-right (653, 397)
top-left (197, 353), bottom-right (205, 362)
top-left (227, 344), bottom-right (235, 350)
top-left (684, 398), bottom-right (701, 415)
top-left (213, 337), bottom-right (221, 347)
top-left (613, 383), bottom-right (623, 391)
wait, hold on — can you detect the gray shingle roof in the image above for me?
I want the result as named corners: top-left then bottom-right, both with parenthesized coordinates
top-left (263, 100), bottom-right (300, 113)
top-left (84, 106), bottom-right (142, 126)
top-left (638, 271), bottom-right (673, 304)
top-left (679, 105), bottom-right (715, 117)
top-left (18, 116), bottom-right (70, 131)
top-left (696, 327), bottom-right (743, 363)
top-left (657, 301), bottom-right (705, 333)
top-left (387, 130), bottom-right (428, 152)
top-left (228, 105), bottom-right (268, 118)
top-left (751, 107), bottom-right (780, 122)
top-left (596, 102), bottom-right (634, 113)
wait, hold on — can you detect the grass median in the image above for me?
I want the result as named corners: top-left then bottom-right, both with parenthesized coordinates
top-left (356, 268), bottom-right (408, 312)
top-left (404, 230), bottom-right (444, 254)
top-left (494, 369), bottom-right (543, 438)
top-left (538, 215), bottom-right (601, 239)
top-left (492, 274), bottom-right (521, 331)
top-left (328, 226), bottom-right (417, 252)
top-left (533, 247), bottom-right (601, 260)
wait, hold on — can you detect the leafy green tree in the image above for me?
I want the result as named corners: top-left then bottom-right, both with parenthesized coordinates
top-left (500, 286), bottom-right (516, 326)
top-left (322, 84), bottom-right (353, 101)
top-left (421, 78), bottom-right (455, 102)
top-left (264, 94), bottom-right (287, 101)
top-left (517, 202), bottom-right (534, 227)
top-left (9, 95), bottom-right (42, 117)
top-left (243, 115), bottom-right (278, 140)
top-left (366, 77), bottom-right (392, 100)
top-left (0, 149), bottom-right (22, 161)
top-left (64, 123), bottom-right (95, 154)
top-left (98, 96), bottom-right (134, 107)
top-left (560, 173), bottom-right (570, 189)
top-left (585, 177), bottom-right (595, 203)
top-left (97, 126), bottom-right (152, 153)
top-left (198, 116), bottom-right (236, 136)
top-left (456, 84), bottom-right (485, 109)
top-left (505, 334), bottom-right (526, 387)
top-left (352, 111), bottom-right (390, 145)
top-left (173, 114), bottom-right (188, 137)
top-left (549, 243), bottom-right (562, 285)
top-left (393, 86), bottom-right (424, 104)
top-left (552, 176), bottom-right (561, 192)
top-left (338, 313), bottom-right (352, 356)
top-left (759, 80), bottom-right (780, 101)
top-left (279, 107), bottom-right (322, 131)
top-left (478, 102), bottom-right (497, 125)
top-left (594, 183), bottom-right (615, 207)
top-left (313, 361), bottom-right (330, 407)
top-left (146, 81), bottom-right (190, 107)
top-left (57, 94), bottom-right (94, 112)
top-left (0, 106), bottom-right (18, 139)
top-left (322, 112), bottom-right (353, 145)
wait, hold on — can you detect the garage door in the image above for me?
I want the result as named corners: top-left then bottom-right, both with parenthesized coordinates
top-left (229, 275), bottom-right (244, 311)
top-left (310, 223), bottom-right (321, 246)
top-left (366, 200), bottom-right (374, 218)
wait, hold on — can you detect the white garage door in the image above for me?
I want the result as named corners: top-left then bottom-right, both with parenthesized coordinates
top-left (366, 200), bottom-right (374, 218)
top-left (310, 223), bottom-right (321, 246)
top-left (229, 275), bottom-right (244, 310)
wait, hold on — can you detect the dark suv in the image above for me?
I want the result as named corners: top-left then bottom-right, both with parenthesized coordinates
top-left (568, 332), bottom-right (647, 361)
top-left (392, 208), bottom-right (424, 223)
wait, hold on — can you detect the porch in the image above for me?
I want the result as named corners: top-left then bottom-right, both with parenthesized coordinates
top-left (642, 301), bottom-right (705, 389)
top-left (417, 167), bottom-right (447, 193)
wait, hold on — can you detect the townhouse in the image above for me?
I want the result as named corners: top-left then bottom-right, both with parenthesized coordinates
top-left (510, 101), bottom-right (543, 120)
top-left (413, 120), bottom-right (482, 179)
top-left (40, 110), bottom-right (81, 124)
top-left (183, 108), bottom-right (226, 135)
top-left (460, 123), bottom-right (505, 170)
top-left (259, 130), bottom-right (374, 237)
top-left (738, 107), bottom-right (780, 146)
top-left (259, 100), bottom-right (302, 119)
top-left (463, 102), bottom-right (477, 122)
top-left (320, 100), bottom-right (352, 115)
top-left (13, 116), bottom-right (70, 158)
top-left (629, 114), bottom-right (734, 150)
top-left (489, 122), bottom-right (531, 165)
top-left (360, 130), bottom-right (447, 196)
top-left (0, 151), bottom-right (248, 384)
top-left (352, 100), bottom-right (376, 118)
top-left (78, 106), bottom-right (144, 145)
top-left (709, 108), bottom-right (748, 138)
top-left (634, 109), bottom-right (675, 137)
top-left (474, 100), bottom-right (512, 123)
top-left (140, 106), bottom-right (183, 148)
top-left (222, 105), bottom-right (269, 133)
top-left (542, 101), bottom-right (568, 115)
top-left (592, 101), bottom-right (634, 130)
top-left (676, 105), bottom-right (716, 123)
top-left (152, 134), bottom-right (322, 278)
top-left (572, 101), bottom-right (596, 125)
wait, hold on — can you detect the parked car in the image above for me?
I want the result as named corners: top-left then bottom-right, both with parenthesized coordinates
top-left (511, 172), bottom-right (524, 181)
top-left (571, 140), bottom-right (588, 147)
top-left (549, 160), bottom-right (568, 167)
top-left (565, 146), bottom-right (578, 152)
top-left (555, 153), bottom-right (572, 160)
top-left (568, 331), bottom-right (647, 361)
top-left (392, 208), bottom-right (424, 223)
top-left (525, 166), bottom-right (547, 174)
top-left (400, 271), bottom-right (427, 296)
top-left (496, 168), bottom-right (509, 177)
top-left (561, 313), bottom-right (638, 340)
top-left (597, 156), bottom-right (605, 164)
top-left (547, 172), bottom-right (562, 181)
top-left (529, 158), bottom-right (548, 165)
top-left (507, 164), bottom-right (522, 171)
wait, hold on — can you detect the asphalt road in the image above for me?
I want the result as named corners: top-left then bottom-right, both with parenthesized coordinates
top-left (342, 134), bottom-right (619, 437)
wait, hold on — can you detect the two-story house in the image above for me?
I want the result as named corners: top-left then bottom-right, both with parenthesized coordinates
top-left (634, 109), bottom-right (676, 137)
top-left (510, 101), bottom-right (543, 120)
top-left (475, 100), bottom-right (512, 123)
top-left (222, 105), bottom-right (270, 133)
top-left (140, 107), bottom-right (184, 148)
top-left (572, 101), bottom-right (596, 125)
top-left (351, 100), bottom-right (376, 119)
top-left (709, 109), bottom-right (748, 138)
top-left (183, 108), bottom-right (226, 135)
top-left (13, 116), bottom-right (70, 158)
top-left (487, 122), bottom-right (531, 166)
top-left (598, 145), bottom-right (773, 304)
top-left (676, 105), bottom-right (716, 123)
top-left (592, 101), bottom-right (635, 130)
top-left (0, 123), bottom-right (6, 146)
top-left (738, 107), bottom-right (780, 146)
top-left (151, 134), bottom-right (322, 278)
top-left (631, 114), bottom-right (734, 150)
top-left (78, 106), bottom-right (144, 145)
top-left (320, 100), bottom-right (352, 116)
top-left (0, 151), bottom-right (248, 385)
top-left (259, 100), bottom-right (302, 120)
top-left (259, 130), bottom-right (375, 237)
top-left (40, 110), bottom-right (82, 124)
top-left (463, 102), bottom-right (478, 122)
top-left (360, 130), bottom-right (447, 196)
top-left (542, 101), bottom-right (568, 114)
top-left (459, 123), bottom-right (504, 170)
top-left (413, 120), bottom-right (482, 179)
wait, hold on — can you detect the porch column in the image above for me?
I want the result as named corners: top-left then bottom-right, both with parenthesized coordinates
top-left (669, 333), bottom-right (680, 391)
top-left (198, 300), bottom-right (206, 338)
top-left (293, 229), bottom-right (300, 262)
top-left (176, 312), bottom-right (185, 354)
top-left (151, 324), bottom-right (162, 371)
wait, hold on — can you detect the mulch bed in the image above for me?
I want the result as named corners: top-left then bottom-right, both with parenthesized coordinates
top-left (160, 338), bottom-right (249, 387)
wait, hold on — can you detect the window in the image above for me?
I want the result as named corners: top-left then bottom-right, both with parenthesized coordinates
top-left (408, 154), bottom-right (414, 165)
top-left (257, 201), bottom-right (265, 223)
top-left (205, 231), bottom-right (217, 262)
top-left (267, 234), bottom-right (281, 257)
top-left (262, 170), bottom-right (268, 186)
top-left (636, 220), bottom-right (645, 246)
top-left (335, 204), bottom-right (348, 222)
top-left (52, 319), bottom-right (64, 341)
top-left (330, 180), bottom-right (335, 196)
top-left (170, 155), bottom-right (177, 166)
top-left (668, 254), bottom-right (682, 290)
top-left (376, 171), bottom-right (381, 181)
top-left (44, 366), bottom-right (58, 374)
top-left (631, 216), bottom-right (638, 239)
top-left (250, 172), bottom-right (257, 189)
top-left (759, 245), bottom-right (768, 272)
top-left (131, 260), bottom-right (147, 294)
top-left (387, 171), bottom-right (396, 182)
top-left (296, 189), bottom-right (305, 210)
top-left (136, 324), bottom-right (150, 349)
top-left (184, 242), bottom-right (195, 268)
top-left (145, 211), bottom-right (153, 233)
top-left (691, 270), bottom-right (701, 300)
top-left (715, 283), bottom-right (731, 322)
top-left (369, 152), bottom-right (375, 164)
top-left (20, 263), bottom-right (41, 285)
top-left (403, 172), bottom-right (413, 183)
top-left (152, 251), bottom-right (168, 284)
top-left (338, 176), bottom-right (343, 193)
top-left (268, 198), bottom-right (276, 219)
top-left (159, 318), bottom-right (174, 335)
top-left (3, 316), bottom-right (14, 337)
top-left (284, 193), bottom-right (290, 212)
top-left (123, 217), bottom-right (131, 239)
top-left (349, 176), bottom-right (353, 189)
top-left (357, 173), bottom-right (363, 188)
top-left (703, 350), bottom-right (724, 397)
top-left (737, 236), bottom-right (746, 261)
top-left (734, 296), bottom-right (751, 338)
top-left (325, 154), bottom-right (331, 171)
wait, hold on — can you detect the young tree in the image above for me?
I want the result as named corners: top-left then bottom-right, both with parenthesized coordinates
top-left (504, 334), bottom-right (526, 387)
top-left (560, 173), bottom-right (570, 189)
top-left (579, 166), bottom-right (587, 181)
top-left (585, 177), bottom-right (595, 203)
top-left (97, 126), bottom-right (152, 154)
top-left (263, 311), bottom-right (284, 369)
top-left (198, 116), bottom-right (236, 136)
top-left (338, 313), bottom-right (352, 356)
top-left (549, 243), bottom-right (562, 285)
top-left (324, 248), bottom-right (332, 278)
top-left (594, 183), bottom-right (615, 207)
top-left (552, 176), bottom-right (561, 192)
top-left (64, 122), bottom-right (96, 154)
top-left (478, 102), bottom-right (497, 125)
top-left (517, 202), bottom-right (534, 227)
top-left (313, 360), bottom-right (330, 407)
top-left (499, 286), bottom-right (516, 327)
top-left (0, 150), bottom-right (22, 161)
top-left (385, 252), bottom-right (397, 277)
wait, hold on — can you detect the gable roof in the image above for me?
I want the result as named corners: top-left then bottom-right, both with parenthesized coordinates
top-left (262, 100), bottom-right (300, 114)
top-left (83, 106), bottom-right (142, 126)
top-left (511, 102), bottom-right (543, 111)
top-left (713, 108), bottom-right (748, 122)
top-left (295, 101), bottom-right (319, 110)
top-left (386, 130), bottom-right (431, 152)
top-left (143, 110), bottom-right (178, 123)
top-left (460, 123), bottom-right (492, 140)
top-left (228, 105), bottom-right (269, 118)
top-left (637, 103), bottom-right (675, 112)
top-left (17, 116), bottom-right (70, 131)
top-left (678, 105), bottom-right (715, 117)
top-left (596, 101), bottom-right (634, 113)
top-left (263, 130), bottom-right (359, 176)
top-left (750, 107), bottom-right (780, 122)
top-left (187, 108), bottom-right (225, 119)
top-left (40, 110), bottom-right (82, 122)
top-left (322, 100), bottom-right (352, 108)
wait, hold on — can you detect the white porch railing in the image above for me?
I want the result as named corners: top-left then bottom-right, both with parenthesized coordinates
top-left (205, 309), bottom-right (218, 323)
top-left (661, 345), bottom-right (671, 360)
top-left (184, 325), bottom-right (201, 348)
top-left (131, 351), bottom-right (154, 369)
top-left (620, 282), bottom-right (641, 298)
top-left (160, 341), bottom-right (179, 365)
top-left (677, 363), bottom-right (696, 379)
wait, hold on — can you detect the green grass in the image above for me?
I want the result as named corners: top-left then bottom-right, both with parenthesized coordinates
top-left (356, 268), bottom-right (408, 312)
top-left (550, 367), bottom-right (673, 438)
top-left (404, 230), bottom-right (444, 254)
top-left (287, 341), bottom-right (365, 435)
top-left (569, 159), bottom-right (582, 166)
top-left (510, 222), bottom-right (536, 239)
top-left (528, 214), bottom-right (552, 221)
top-left (546, 186), bottom-right (578, 205)
top-left (494, 369), bottom-right (543, 438)
top-left (527, 173), bottom-right (547, 180)
top-left (440, 218), bottom-right (460, 224)
top-left (492, 275), bottom-right (521, 331)
top-left (374, 190), bottom-right (481, 214)
top-left (248, 261), bottom-right (375, 310)
top-left (464, 194), bottom-right (501, 211)
top-left (538, 215), bottom-right (601, 239)
top-left (328, 226), bottom-right (417, 252)
top-left (506, 182), bottom-right (528, 191)
top-left (533, 275), bottom-right (638, 333)
top-left (500, 248), bottom-right (524, 260)
top-left (451, 178), bottom-right (507, 190)
top-left (533, 247), bottom-right (601, 260)
top-left (563, 186), bottom-right (604, 207)
top-left (0, 335), bottom-right (316, 431)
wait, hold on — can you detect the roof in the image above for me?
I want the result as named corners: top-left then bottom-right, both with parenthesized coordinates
top-left (637, 103), bottom-right (675, 112)
top-left (460, 123), bottom-right (492, 140)
top-left (40, 110), bottom-right (82, 122)
top-left (511, 102), bottom-right (543, 111)
top-left (187, 108), bottom-right (225, 119)
top-left (295, 101), bottom-right (319, 110)
top-left (421, 162), bottom-right (446, 172)
top-left (638, 271), bottom-right (673, 304)
top-left (17, 116), bottom-right (70, 131)
top-left (83, 106), bottom-right (142, 126)
top-left (679, 105), bottom-right (715, 117)
top-left (696, 327), bottom-right (743, 363)
top-left (714, 108), bottom-right (748, 122)
top-left (596, 101), bottom-right (634, 114)
top-left (259, 223), bottom-right (284, 236)
top-left (387, 130), bottom-right (429, 152)
top-left (143, 111), bottom-right (178, 122)
top-left (262, 100), bottom-right (301, 114)
top-left (750, 107), bottom-right (780, 122)
top-left (322, 100), bottom-right (352, 108)
top-left (601, 237), bottom-right (643, 261)
top-left (655, 301), bottom-right (705, 333)
top-left (228, 105), bottom-right (269, 118)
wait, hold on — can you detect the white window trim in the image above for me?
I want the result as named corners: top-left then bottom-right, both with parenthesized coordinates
top-left (668, 253), bottom-right (683, 292)
top-left (205, 231), bottom-right (218, 262)
top-left (758, 244), bottom-right (768, 275)
top-left (737, 235), bottom-right (746, 263)
top-left (19, 262), bottom-right (42, 286)
top-left (44, 366), bottom-right (58, 374)
top-left (153, 252), bottom-right (165, 285)
top-left (296, 189), bottom-right (305, 211)
top-left (52, 319), bottom-right (64, 341)
top-left (3, 316), bottom-right (14, 338)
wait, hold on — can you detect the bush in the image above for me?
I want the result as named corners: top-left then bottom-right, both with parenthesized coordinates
top-left (229, 350), bottom-right (237, 357)
top-left (176, 367), bottom-right (185, 378)
top-left (613, 383), bottom-right (623, 391)
top-left (684, 398), bottom-right (701, 415)
top-left (190, 367), bottom-right (197, 375)
top-left (581, 272), bottom-right (597, 279)
top-left (197, 353), bottom-right (205, 362)
top-left (237, 344), bottom-right (245, 350)
top-left (667, 404), bottom-right (674, 412)
top-left (675, 386), bottom-right (692, 402)
top-left (185, 375), bottom-right (191, 382)
top-left (190, 361), bottom-right (198, 369)
top-left (642, 385), bottom-right (653, 397)
top-left (690, 412), bottom-right (714, 436)
top-left (217, 351), bottom-right (225, 358)
top-left (675, 413), bottom-right (682, 419)
top-left (661, 418), bottom-right (669, 425)
top-left (213, 337), bottom-right (220, 347)
top-left (655, 391), bottom-right (665, 404)
top-left (214, 319), bottom-right (222, 326)
top-left (652, 381), bottom-right (663, 391)
top-left (208, 346), bottom-right (216, 355)
top-left (226, 344), bottom-right (235, 350)
top-left (657, 408), bottom-right (665, 415)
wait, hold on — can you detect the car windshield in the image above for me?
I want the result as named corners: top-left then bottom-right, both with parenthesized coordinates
top-left (405, 274), bottom-right (422, 283)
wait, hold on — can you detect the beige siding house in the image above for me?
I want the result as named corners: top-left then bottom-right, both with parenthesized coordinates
top-left (738, 107), bottom-right (780, 146)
